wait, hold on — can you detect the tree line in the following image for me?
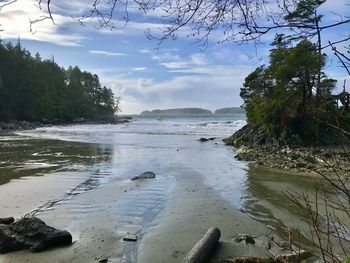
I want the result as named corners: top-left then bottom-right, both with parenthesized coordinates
top-left (240, 0), bottom-right (350, 146)
top-left (0, 40), bottom-right (120, 123)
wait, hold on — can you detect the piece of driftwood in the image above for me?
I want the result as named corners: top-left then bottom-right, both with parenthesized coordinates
top-left (183, 227), bottom-right (221, 263)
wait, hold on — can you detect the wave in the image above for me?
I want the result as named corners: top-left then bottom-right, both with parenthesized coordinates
top-left (15, 116), bottom-right (246, 144)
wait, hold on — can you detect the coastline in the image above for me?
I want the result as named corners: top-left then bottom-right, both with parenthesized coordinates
top-left (0, 117), bottom-right (131, 134)
top-left (224, 125), bottom-right (350, 176)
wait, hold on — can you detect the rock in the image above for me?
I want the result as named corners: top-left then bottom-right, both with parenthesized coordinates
top-left (258, 240), bottom-right (272, 250)
top-left (234, 234), bottom-right (256, 245)
top-left (131, 171), bottom-right (156, 181)
top-left (199, 137), bottom-right (216, 142)
top-left (123, 234), bottom-right (137, 242)
top-left (275, 249), bottom-right (312, 262)
top-left (0, 217), bottom-right (72, 253)
top-left (0, 217), bottom-right (14, 225)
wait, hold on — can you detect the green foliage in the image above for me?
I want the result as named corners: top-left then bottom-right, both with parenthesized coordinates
top-left (0, 41), bottom-right (120, 122)
top-left (241, 38), bottom-right (344, 145)
top-left (285, 0), bottom-right (325, 22)
top-left (344, 257), bottom-right (350, 263)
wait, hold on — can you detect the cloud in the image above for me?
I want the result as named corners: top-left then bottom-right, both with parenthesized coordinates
top-left (89, 50), bottom-right (127, 56)
top-left (133, 67), bottom-right (147, 71)
top-left (0, 0), bottom-right (85, 46)
top-left (100, 64), bottom-right (251, 114)
top-left (149, 50), bottom-right (209, 70)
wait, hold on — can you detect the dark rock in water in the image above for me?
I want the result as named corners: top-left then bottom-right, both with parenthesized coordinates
top-left (0, 217), bottom-right (72, 253)
top-left (199, 137), bottom-right (216, 142)
top-left (0, 217), bottom-right (14, 225)
top-left (131, 171), bottom-right (156, 181)
top-left (123, 234), bottom-right (138, 242)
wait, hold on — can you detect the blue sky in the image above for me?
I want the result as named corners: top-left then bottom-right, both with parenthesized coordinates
top-left (0, 0), bottom-right (349, 114)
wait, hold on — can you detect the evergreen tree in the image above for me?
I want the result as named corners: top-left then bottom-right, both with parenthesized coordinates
top-left (0, 40), bottom-right (120, 123)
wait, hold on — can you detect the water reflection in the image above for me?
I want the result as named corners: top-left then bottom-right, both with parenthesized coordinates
top-left (240, 165), bottom-right (339, 252)
top-left (0, 135), bottom-right (112, 186)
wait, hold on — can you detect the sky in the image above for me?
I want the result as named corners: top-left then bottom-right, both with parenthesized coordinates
top-left (0, 0), bottom-right (349, 114)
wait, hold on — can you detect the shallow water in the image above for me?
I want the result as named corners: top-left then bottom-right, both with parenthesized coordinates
top-left (0, 115), bottom-right (339, 262)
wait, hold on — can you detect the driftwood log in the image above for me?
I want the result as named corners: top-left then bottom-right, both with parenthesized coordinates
top-left (183, 227), bottom-right (221, 263)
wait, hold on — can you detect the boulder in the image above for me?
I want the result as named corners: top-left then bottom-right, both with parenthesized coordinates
top-left (0, 217), bottom-right (14, 225)
top-left (131, 171), bottom-right (156, 181)
top-left (199, 137), bottom-right (216, 142)
top-left (0, 217), bottom-right (72, 253)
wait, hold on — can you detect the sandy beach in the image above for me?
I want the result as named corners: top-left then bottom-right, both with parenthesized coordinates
top-left (0, 118), bottom-right (325, 262)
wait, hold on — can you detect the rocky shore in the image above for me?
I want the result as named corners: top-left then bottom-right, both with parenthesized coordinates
top-left (224, 125), bottom-right (350, 175)
top-left (0, 121), bottom-right (44, 133)
top-left (0, 117), bottom-right (131, 133)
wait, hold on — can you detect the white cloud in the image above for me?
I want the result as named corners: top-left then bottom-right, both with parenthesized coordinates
top-left (99, 64), bottom-right (251, 114)
top-left (190, 53), bottom-right (209, 65)
top-left (139, 49), bottom-right (152, 54)
top-left (89, 50), bottom-right (127, 56)
top-left (133, 67), bottom-right (147, 71)
top-left (0, 0), bottom-right (85, 46)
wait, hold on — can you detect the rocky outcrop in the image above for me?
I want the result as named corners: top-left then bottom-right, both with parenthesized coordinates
top-left (131, 171), bottom-right (156, 181)
top-left (224, 125), bottom-right (350, 175)
top-left (0, 217), bottom-right (72, 253)
top-left (223, 125), bottom-right (281, 148)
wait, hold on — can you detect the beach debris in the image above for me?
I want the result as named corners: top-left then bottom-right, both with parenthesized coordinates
top-left (183, 227), bottom-right (221, 263)
top-left (0, 217), bottom-right (14, 225)
top-left (0, 217), bottom-right (72, 253)
top-left (131, 171), bottom-right (156, 181)
top-left (199, 137), bottom-right (216, 142)
top-left (234, 234), bottom-right (256, 244)
top-left (123, 234), bottom-right (137, 242)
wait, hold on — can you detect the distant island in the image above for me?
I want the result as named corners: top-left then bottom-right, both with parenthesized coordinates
top-left (140, 107), bottom-right (246, 116)
top-left (214, 107), bottom-right (245, 114)
top-left (140, 108), bottom-right (212, 116)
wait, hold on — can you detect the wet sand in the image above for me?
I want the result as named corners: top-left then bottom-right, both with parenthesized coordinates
top-left (0, 124), bottom-right (338, 262)
top-left (138, 168), bottom-right (270, 262)
top-left (0, 167), bottom-right (270, 263)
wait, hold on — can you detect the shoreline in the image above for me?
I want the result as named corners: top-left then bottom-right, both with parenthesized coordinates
top-left (229, 145), bottom-right (349, 176)
top-left (0, 117), bottom-right (131, 134)
top-left (224, 125), bottom-right (350, 176)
